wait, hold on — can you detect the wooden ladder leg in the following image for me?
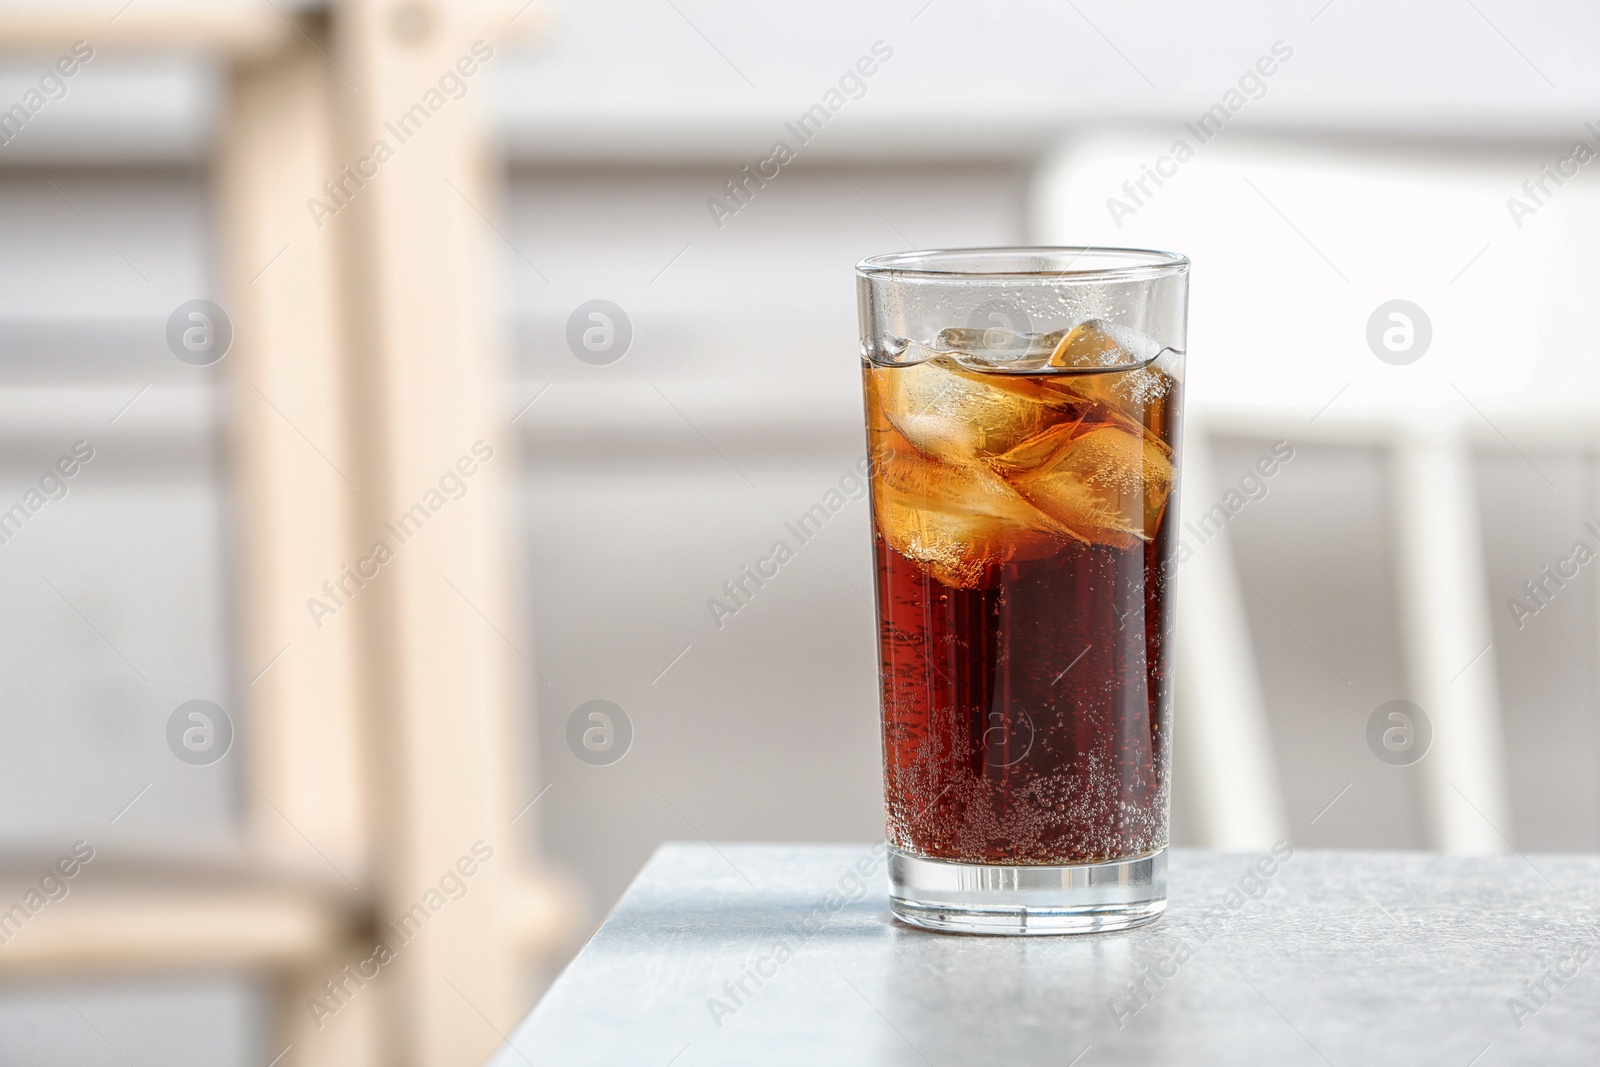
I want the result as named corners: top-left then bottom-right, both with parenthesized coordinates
top-left (218, 31), bottom-right (375, 1067)
top-left (329, 3), bottom-right (534, 1063)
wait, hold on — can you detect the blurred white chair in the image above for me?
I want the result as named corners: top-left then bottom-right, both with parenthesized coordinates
top-left (1170, 423), bottom-right (1288, 849)
top-left (1174, 409), bottom-right (1511, 853)
top-left (1029, 134), bottom-right (1600, 852)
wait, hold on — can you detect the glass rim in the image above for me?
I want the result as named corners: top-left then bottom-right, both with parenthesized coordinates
top-left (855, 246), bottom-right (1190, 282)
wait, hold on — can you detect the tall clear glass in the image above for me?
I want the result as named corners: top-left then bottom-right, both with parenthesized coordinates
top-left (857, 247), bottom-right (1189, 934)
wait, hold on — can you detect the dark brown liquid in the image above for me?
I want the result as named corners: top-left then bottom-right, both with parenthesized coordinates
top-left (866, 357), bottom-right (1179, 865)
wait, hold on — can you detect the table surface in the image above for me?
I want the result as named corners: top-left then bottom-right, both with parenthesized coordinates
top-left (494, 843), bottom-right (1600, 1066)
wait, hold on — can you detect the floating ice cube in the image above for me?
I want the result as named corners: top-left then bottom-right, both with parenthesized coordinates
top-left (990, 422), bottom-right (1175, 550)
top-left (870, 357), bottom-right (1083, 463)
top-left (1037, 320), bottom-right (1178, 429)
top-left (1047, 319), bottom-right (1165, 371)
top-left (873, 431), bottom-right (1075, 589)
top-left (936, 325), bottom-right (1063, 365)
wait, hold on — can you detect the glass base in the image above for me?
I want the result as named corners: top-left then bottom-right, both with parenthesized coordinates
top-left (888, 846), bottom-right (1166, 936)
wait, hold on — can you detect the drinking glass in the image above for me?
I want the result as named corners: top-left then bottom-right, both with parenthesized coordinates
top-left (857, 247), bottom-right (1188, 934)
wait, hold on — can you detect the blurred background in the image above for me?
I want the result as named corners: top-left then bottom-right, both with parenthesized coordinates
top-left (2, 0), bottom-right (1600, 1063)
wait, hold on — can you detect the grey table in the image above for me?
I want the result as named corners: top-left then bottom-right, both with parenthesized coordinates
top-left (494, 844), bottom-right (1600, 1065)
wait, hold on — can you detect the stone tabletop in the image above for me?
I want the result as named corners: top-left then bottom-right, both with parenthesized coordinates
top-left (492, 843), bottom-right (1600, 1066)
